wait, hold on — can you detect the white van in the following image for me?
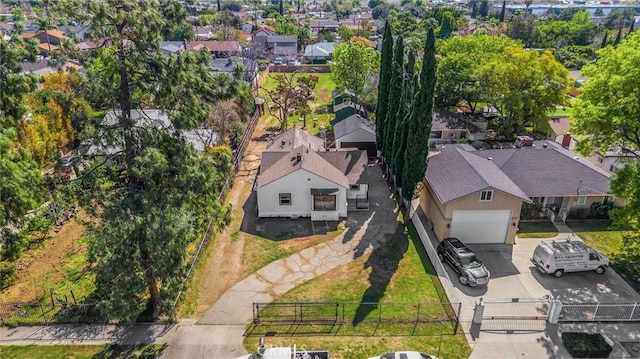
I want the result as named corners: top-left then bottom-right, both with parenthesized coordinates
top-left (531, 240), bottom-right (609, 278)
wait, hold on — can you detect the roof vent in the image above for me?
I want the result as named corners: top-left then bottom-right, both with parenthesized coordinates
top-left (573, 156), bottom-right (579, 160)
top-left (543, 143), bottom-right (548, 149)
top-left (487, 157), bottom-right (492, 161)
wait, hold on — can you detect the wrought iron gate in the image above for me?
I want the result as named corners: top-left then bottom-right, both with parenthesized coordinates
top-left (475, 297), bottom-right (550, 332)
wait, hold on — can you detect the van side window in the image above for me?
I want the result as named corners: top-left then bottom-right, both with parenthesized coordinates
top-left (589, 252), bottom-right (599, 261)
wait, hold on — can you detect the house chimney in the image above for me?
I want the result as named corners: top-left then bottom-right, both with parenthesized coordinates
top-left (542, 143), bottom-right (548, 149)
top-left (487, 157), bottom-right (493, 161)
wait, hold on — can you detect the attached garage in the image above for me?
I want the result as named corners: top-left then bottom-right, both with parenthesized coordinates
top-left (450, 210), bottom-right (512, 244)
top-left (334, 114), bottom-right (376, 156)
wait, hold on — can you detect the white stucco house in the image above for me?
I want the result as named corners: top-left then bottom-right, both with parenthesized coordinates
top-left (256, 127), bottom-right (369, 221)
top-left (333, 114), bottom-right (376, 156)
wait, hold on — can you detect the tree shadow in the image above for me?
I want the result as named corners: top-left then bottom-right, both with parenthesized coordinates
top-left (240, 191), bottom-right (340, 241)
top-left (94, 343), bottom-right (167, 358)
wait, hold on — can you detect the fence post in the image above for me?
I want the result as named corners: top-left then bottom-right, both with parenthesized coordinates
top-left (39, 303), bottom-right (48, 324)
top-left (472, 298), bottom-right (485, 324)
top-left (630, 303), bottom-right (637, 321)
top-left (593, 302), bottom-right (600, 322)
top-left (547, 299), bottom-right (563, 324)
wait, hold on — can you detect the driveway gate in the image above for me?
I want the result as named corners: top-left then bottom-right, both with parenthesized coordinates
top-left (559, 302), bottom-right (640, 322)
top-left (475, 297), bottom-right (550, 332)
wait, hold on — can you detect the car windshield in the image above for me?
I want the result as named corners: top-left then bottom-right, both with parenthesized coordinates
top-left (461, 255), bottom-right (482, 268)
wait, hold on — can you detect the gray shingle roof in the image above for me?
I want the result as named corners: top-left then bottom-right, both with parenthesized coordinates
top-left (267, 35), bottom-right (298, 43)
top-left (256, 146), bottom-right (349, 189)
top-left (426, 148), bottom-right (531, 204)
top-left (334, 114), bottom-right (375, 140)
top-left (475, 142), bottom-right (611, 197)
top-left (265, 127), bottom-right (325, 152)
top-left (317, 150), bottom-right (368, 184)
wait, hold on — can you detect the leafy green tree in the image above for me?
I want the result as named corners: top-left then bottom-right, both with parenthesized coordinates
top-left (477, 1), bottom-right (489, 18)
top-left (383, 36), bottom-right (404, 158)
top-left (1, 35), bottom-right (39, 128)
top-left (375, 22), bottom-right (393, 152)
top-left (506, 13), bottom-right (536, 46)
top-left (331, 41), bottom-right (380, 114)
top-left (58, 0), bottom-right (235, 321)
top-left (571, 32), bottom-right (640, 282)
top-left (437, 11), bottom-right (455, 38)
top-left (435, 34), bottom-right (519, 111)
top-left (337, 25), bottom-right (354, 41)
top-left (475, 46), bottom-right (569, 137)
top-left (392, 51), bottom-right (415, 189)
top-left (402, 28), bottom-right (436, 201)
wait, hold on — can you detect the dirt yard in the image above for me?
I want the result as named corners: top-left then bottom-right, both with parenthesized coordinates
top-left (1, 212), bottom-right (89, 303)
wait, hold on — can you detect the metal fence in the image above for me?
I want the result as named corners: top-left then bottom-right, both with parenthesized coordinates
top-left (0, 301), bottom-right (106, 326)
top-left (559, 302), bottom-right (640, 322)
top-left (246, 301), bottom-right (461, 337)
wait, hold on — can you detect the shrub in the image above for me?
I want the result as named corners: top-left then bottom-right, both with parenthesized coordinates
top-left (562, 332), bottom-right (613, 358)
top-left (0, 261), bottom-right (17, 289)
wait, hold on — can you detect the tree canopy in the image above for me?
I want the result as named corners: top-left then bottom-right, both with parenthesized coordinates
top-left (331, 41), bottom-right (380, 109)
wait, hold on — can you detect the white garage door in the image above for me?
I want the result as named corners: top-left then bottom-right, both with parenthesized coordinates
top-left (450, 210), bottom-right (511, 244)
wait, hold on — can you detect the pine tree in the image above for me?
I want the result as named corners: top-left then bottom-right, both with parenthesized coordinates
top-left (614, 27), bottom-right (623, 45)
top-left (376, 21), bottom-right (394, 155)
top-left (58, 0), bottom-right (235, 321)
top-left (629, 20), bottom-right (635, 35)
top-left (601, 31), bottom-right (609, 48)
top-left (402, 28), bottom-right (437, 201)
top-left (392, 51), bottom-right (415, 190)
top-left (384, 36), bottom-right (404, 160)
top-left (500, 0), bottom-right (506, 22)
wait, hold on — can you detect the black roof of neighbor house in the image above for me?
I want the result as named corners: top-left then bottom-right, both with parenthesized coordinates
top-left (426, 141), bottom-right (612, 202)
top-left (267, 35), bottom-right (298, 43)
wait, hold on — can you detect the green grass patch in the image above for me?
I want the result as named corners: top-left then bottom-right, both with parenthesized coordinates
top-left (0, 344), bottom-right (165, 359)
top-left (568, 221), bottom-right (639, 292)
top-left (243, 222), bottom-right (470, 359)
top-left (517, 221), bottom-right (559, 238)
top-left (548, 106), bottom-right (571, 116)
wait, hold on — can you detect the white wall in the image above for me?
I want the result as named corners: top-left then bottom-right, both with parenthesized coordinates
top-left (336, 128), bottom-right (375, 148)
top-left (257, 168), bottom-right (347, 218)
top-left (346, 183), bottom-right (368, 200)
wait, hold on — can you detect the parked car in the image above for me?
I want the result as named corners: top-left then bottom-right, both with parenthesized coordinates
top-left (531, 240), bottom-right (609, 277)
top-left (369, 351), bottom-right (437, 359)
top-left (437, 237), bottom-right (490, 286)
top-left (274, 57), bottom-right (284, 65)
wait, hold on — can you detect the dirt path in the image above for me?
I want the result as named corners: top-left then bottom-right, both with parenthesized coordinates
top-left (1, 212), bottom-right (88, 303)
top-left (190, 118), bottom-right (271, 318)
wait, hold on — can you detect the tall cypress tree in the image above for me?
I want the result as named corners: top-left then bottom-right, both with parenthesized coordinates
top-left (392, 51), bottom-right (415, 190)
top-left (376, 22), bottom-right (394, 154)
top-left (279, 0), bottom-right (284, 15)
top-left (500, 0), bottom-right (506, 22)
top-left (402, 28), bottom-right (437, 201)
top-left (600, 31), bottom-right (609, 48)
top-left (629, 20), bottom-right (635, 35)
top-left (613, 27), bottom-right (623, 45)
top-left (384, 36), bottom-right (404, 160)
top-left (471, 1), bottom-right (478, 19)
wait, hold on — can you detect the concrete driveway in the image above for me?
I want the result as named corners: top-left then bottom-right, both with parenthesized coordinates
top-left (434, 234), bottom-right (640, 359)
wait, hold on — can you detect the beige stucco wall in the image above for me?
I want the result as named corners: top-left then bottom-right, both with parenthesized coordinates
top-left (420, 179), bottom-right (523, 244)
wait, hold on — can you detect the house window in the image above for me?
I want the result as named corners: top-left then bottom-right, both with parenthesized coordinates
top-left (350, 184), bottom-right (360, 190)
top-left (313, 195), bottom-right (336, 211)
top-left (480, 190), bottom-right (493, 202)
top-left (279, 193), bottom-right (291, 205)
top-left (577, 196), bottom-right (587, 205)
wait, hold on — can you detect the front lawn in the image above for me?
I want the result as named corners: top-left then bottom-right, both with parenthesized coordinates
top-left (243, 223), bottom-right (471, 359)
top-left (517, 221), bottom-right (559, 238)
top-left (0, 344), bottom-right (165, 359)
top-left (568, 221), bottom-right (639, 292)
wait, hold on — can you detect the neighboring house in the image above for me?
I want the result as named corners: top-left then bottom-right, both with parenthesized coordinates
top-left (160, 41), bottom-right (185, 56)
top-left (22, 29), bottom-right (67, 56)
top-left (19, 60), bottom-right (80, 76)
top-left (266, 35), bottom-right (298, 56)
top-left (256, 127), bottom-right (369, 220)
top-left (333, 114), bottom-right (376, 156)
top-left (429, 110), bottom-right (485, 147)
top-left (87, 109), bottom-right (219, 156)
top-left (589, 148), bottom-right (631, 174)
top-left (209, 57), bottom-right (242, 77)
top-left (310, 20), bottom-right (340, 35)
top-left (548, 116), bottom-right (578, 150)
top-left (421, 141), bottom-right (613, 244)
top-left (194, 26), bottom-right (214, 40)
top-left (254, 25), bottom-right (277, 39)
top-left (303, 42), bottom-right (335, 63)
top-left (189, 40), bottom-right (242, 57)
top-left (58, 25), bottom-right (91, 41)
